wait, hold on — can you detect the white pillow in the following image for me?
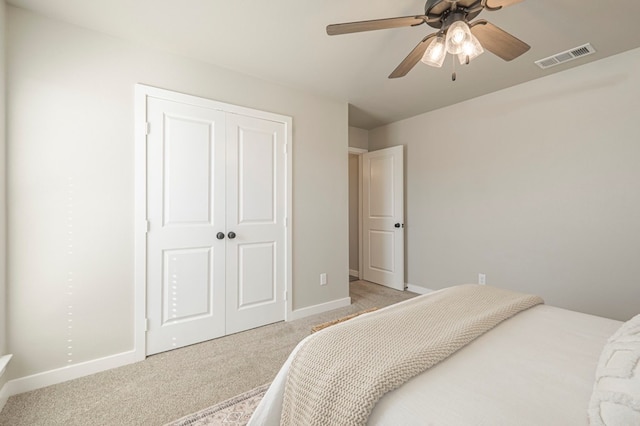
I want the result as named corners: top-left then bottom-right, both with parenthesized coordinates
top-left (589, 314), bottom-right (640, 425)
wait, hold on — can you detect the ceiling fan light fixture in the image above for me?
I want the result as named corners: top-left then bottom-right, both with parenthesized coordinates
top-left (457, 33), bottom-right (484, 64)
top-left (421, 34), bottom-right (447, 68)
top-left (327, 0), bottom-right (531, 80)
top-left (445, 20), bottom-right (472, 55)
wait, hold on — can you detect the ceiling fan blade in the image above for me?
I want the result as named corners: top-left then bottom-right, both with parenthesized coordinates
top-left (470, 20), bottom-right (530, 61)
top-left (484, 0), bottom-right (524, 11)
top-left (327, 16), bottom-right (427, 35)
top-left (458, 0), bottom-right (483, 7)
top-left (389, 33), bottom-right (437, 79)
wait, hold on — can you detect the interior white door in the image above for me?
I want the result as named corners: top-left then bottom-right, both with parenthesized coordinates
top-left (225, 113), bottom-right (286, 334)
top-left (146, 98), bottom-right (227, 355)
top-left (362, 146), bottom-right (405, 290)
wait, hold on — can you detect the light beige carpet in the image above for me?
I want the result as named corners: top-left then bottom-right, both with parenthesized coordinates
top-left (0, 281), bottom-right (417, 426)
top-left (165, 384), bottom-right (269, 426)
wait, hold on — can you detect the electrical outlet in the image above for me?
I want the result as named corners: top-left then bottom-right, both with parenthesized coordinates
top-left (320, 273), bottom-right (327, 286)
top-left (478, 273), bottom-right (486, 285)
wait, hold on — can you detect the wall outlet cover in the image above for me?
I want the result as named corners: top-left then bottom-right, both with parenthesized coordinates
top-left (320, 273), bottom-right (327, 286)
top-left (478, 273), bottom-right (486, 285)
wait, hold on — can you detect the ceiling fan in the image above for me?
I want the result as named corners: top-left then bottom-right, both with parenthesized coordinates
top-left (326, 0), bottom-right (530, 80)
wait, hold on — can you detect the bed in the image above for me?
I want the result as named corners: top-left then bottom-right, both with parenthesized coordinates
top-left (249, 285), bottom-right (639, 426)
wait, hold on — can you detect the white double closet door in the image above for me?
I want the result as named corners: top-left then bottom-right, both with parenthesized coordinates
top-left (145, 96), bottom-right (286, 355)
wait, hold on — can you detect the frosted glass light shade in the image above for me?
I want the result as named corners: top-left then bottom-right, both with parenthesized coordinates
top-left (457, 33), bottom-right (484, 64)
top-left (421, 35), bottom-right (446, 68)
top-left (446, 21), bottom-right (472, 55)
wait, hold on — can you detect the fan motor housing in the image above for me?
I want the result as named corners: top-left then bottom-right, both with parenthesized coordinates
top-left (425, 0), bottom-right (483, 29)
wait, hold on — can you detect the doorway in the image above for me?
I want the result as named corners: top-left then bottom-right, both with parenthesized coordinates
top-left (348, 146), bottom-right (405, 290)
top-left (348, 149), bottom-right (365, 280)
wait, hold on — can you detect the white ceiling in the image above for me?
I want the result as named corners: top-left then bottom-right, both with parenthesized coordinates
top-left (8, 0), bottom-right (640, 129)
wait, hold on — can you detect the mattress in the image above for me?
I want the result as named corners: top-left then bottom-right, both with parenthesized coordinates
top-left (249, 301), bottom-right (621, 425)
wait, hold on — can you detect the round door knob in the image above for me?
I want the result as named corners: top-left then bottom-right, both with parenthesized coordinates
top-left (216, 232), bottom-right (225, 240)
top-left (394, 223), bottom-right (401, 228)
top-left (228, 231), bottom-right (236, 239)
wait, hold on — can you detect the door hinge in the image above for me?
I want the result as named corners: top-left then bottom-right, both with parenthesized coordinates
top-left (284, 144), bottom-right (287, 154)
top-left (284, 217), bottom-right (288, 227)
top-left (145, 122), bottom-right (150, 135)
top-left (145, 220), bottom-right (150, 233)
top-left (284, 290), bottom-right (287, 301)
top-left (144, 318), bottom-right (149, 332)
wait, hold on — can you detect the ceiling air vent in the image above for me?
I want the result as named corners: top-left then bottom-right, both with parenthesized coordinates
top-left (535, 43), bottom-right (596, 70)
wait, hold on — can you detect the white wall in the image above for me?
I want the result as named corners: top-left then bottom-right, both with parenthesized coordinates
top-left (0, 0), bottom-right (7, 361)
top-left (370, 47), bottom-right (640, 321)
top-left (348, 126), bottom-right (368, 150)
top-left (6, 6), bottom-right (349, 380)
top-left (0, 1), bottom-right (8, 406)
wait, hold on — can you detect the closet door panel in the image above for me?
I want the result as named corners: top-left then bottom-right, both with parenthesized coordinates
top-left (237, 242), bottom-right (276, 307)
top-left (237, 127), bottom-right (275, 224)
top-left (146, 98), bottom-right (226, 355)
top-left (163, 115), bottom-right (214, 226)
top-left (225, 114), bottom-right (286, 334)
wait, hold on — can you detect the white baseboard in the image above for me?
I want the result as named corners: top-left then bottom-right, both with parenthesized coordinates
top-left (0, 392), bottom-right (9, 412)
top-left (406, 284), bottom-right (433, 295)
top-left (348, 269), bottom-right (359, 278)
top-left (0, 349), bottom-right (144, 399)
top-left (0, 384), bottom-right (8, 413)
top-left (0, 354), bottom-right (13, 412)
top-left (289, 297), bottom-right (352, 321)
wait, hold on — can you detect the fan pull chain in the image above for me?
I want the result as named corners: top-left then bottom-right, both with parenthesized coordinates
top-left (452, 54), bottom-right (457, 81)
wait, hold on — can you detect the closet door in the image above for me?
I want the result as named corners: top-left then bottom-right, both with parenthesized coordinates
top-left (225, 113), bottom-right (286, 334)
top-left (146, 98), bottom-right (226, 355)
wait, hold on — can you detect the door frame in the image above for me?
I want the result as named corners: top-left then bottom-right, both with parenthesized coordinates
top-left (134, 84), bottom-right (293, 359)
top-left (348, 147), bottom-right (367, 279)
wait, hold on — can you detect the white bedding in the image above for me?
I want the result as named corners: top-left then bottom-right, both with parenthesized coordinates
top-left (249, 298), bottom-right (621, 425)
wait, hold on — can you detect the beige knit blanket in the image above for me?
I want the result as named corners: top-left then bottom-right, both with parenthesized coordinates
top-left (281, 284), bottom-right (543, 426)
